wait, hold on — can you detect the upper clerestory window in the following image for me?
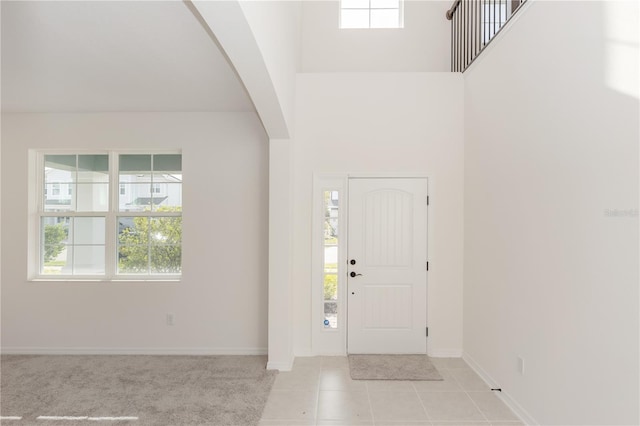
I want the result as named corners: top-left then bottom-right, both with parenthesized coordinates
top-left (340, 0), bottom-right (404, 29)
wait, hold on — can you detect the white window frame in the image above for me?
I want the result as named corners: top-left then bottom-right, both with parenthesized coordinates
top-left (29, 149), bottom-right (182, 282)
top-left (339, 0), bottom-right (404, 29)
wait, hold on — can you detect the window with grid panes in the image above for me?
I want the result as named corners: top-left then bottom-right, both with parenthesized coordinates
top-left (35, 152), bottom-right (182, 279)
top-left (117, 154), bottom-right (182, 276)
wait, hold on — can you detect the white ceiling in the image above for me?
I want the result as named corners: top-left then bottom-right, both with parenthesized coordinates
top-left (1, 1), bottom-right (255, 112)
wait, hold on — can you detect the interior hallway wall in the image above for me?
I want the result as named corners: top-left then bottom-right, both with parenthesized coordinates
top-left (463, 1), bottom-right (639, 424)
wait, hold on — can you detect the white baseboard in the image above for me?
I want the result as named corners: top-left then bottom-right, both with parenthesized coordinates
top-left (463, 352), bottom-right (539, 426)
top-left (266, 360), bottom-right (293, 371)
top-left (428, 348), bottom-right (463, 358)
top-left (304, 351), bottom-right (347, 357)
top-left (0, 347), bottom-right (267, 356)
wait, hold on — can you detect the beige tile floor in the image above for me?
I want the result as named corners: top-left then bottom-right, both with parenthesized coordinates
top-left (259, 357), bottom-right (523, 426)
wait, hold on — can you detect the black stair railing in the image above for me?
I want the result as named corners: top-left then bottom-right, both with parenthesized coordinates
top-left (447, 0), bottom-right (527, 72)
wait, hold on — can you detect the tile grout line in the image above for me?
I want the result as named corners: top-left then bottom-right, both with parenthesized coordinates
top-left (466, 390), bottom-right (492, 425)
top-left (449, 366), bottom-right (492, 424)
top-left (454, 359), bottom-right (522, 424)
top-left (269, 358), bottom-right (323, 425)
top-left (412, 377), bottom-right (433, 425)
top-left (315, 358), bottom-right (323, 426)
top-left (364, 377), bottom-right (376, 426)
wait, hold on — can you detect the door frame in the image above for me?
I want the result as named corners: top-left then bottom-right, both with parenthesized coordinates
top-left (311, 173), bottom-right (430, 356)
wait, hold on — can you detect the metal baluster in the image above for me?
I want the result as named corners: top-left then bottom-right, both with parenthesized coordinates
top-left (473, 0), bottom-right (480, 60)
top-left (451, 7), bottom-right (454, 71)
top-left (468, 0), bottom-right (471, 69)
top-left (471, 0), bottom-right (475, 61)
top-left (456, 10), bottom-right (462, 71)
top-left (455, 6), bottom-right (459, 71)
top-left (463, 0), bottom-right (466, 70)
top-left (469, 0), bottom-right (472, 69)
top-left (453, 8), bottom-right (457, 71)
top-left (477, 0), bottom-right (481, 54)
top-left (480, 0), bottom-right (487, 50)
top-left (463, 0), bottom-right (466, 69)
top-left (457, 7), bottom-right (461, 71)
top-left (460, 1), bottom-right (464, 70)
top-left (493, 0), bottom-right (496, 39)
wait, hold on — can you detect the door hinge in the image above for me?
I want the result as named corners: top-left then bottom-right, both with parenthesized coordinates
top-left (426, 327), bottom-right (429, 337)
top-left (426, 261), bottom-right (429, 271)
top-left (426, 196), bottom-right (430, 206)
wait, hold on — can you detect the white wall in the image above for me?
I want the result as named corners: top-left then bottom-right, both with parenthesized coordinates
top-left (1, 112), bottom-right (269, 354)
top-left (301, 1), bottom-right (450, 72)
top-left (267, 139), bottom-right (295, 370)
top-left (240, 0), bottom-right (301, 134)
top-left (0, 3), bottom-right (3, 339)
top-left (464, 1), bottom-right (639, 424)
top-left (237, 1), bottom-right (301, 369)
top-left (293, 73), bottom-right (464, 356)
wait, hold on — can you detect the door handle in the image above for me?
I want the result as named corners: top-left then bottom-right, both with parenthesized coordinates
top-left (350, 271), bottom-right (363, 277)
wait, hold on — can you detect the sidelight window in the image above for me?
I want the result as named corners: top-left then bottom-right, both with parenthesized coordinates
top-left (323, 190), bottom-right (340, 329)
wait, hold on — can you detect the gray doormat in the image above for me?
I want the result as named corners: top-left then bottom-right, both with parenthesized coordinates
top-left (348, 354), bottom-right (443, 381)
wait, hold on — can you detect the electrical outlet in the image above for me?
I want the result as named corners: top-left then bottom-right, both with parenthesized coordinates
top-left (166, 313), bottom-right (175, 326)
top-left (517, 357), bottom-right (525, 375)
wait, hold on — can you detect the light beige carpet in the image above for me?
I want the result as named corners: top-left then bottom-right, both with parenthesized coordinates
top-left (1, 354), bottom-right (276, 425)
top-left (348, 354), bottom-right (443, 381)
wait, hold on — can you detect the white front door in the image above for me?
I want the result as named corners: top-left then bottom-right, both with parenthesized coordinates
top-left (347, 178), bottom-right (428, 354)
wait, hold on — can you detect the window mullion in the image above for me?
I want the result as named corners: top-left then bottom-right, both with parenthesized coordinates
top-left (70, 217), bottom-right (74, 275)
top-left (151, 154), bottom-right (155, 213)
top-left (37, 152), bottom-right (44, 213)
top-left (147, 217), bottom-right (152, 275)
top-left (126, 211), bottom-right (180, 218)
top-left (105, 151), bottom-right (119, 280)
top-left (148, 155), bottom-right (154, 275)
top-left (74, 155), bottom-right (79, 216)
top-left (36, 152), bottom-right (44, 277)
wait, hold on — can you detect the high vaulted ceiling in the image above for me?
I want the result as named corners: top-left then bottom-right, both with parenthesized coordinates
top-left (1, 1), bottom-right (255, 113)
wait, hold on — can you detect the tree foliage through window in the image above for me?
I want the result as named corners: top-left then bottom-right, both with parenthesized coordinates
top-left (44, 224), bottom-right (67, 262)
top-left (118, 207), bottom-right (182, 274)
